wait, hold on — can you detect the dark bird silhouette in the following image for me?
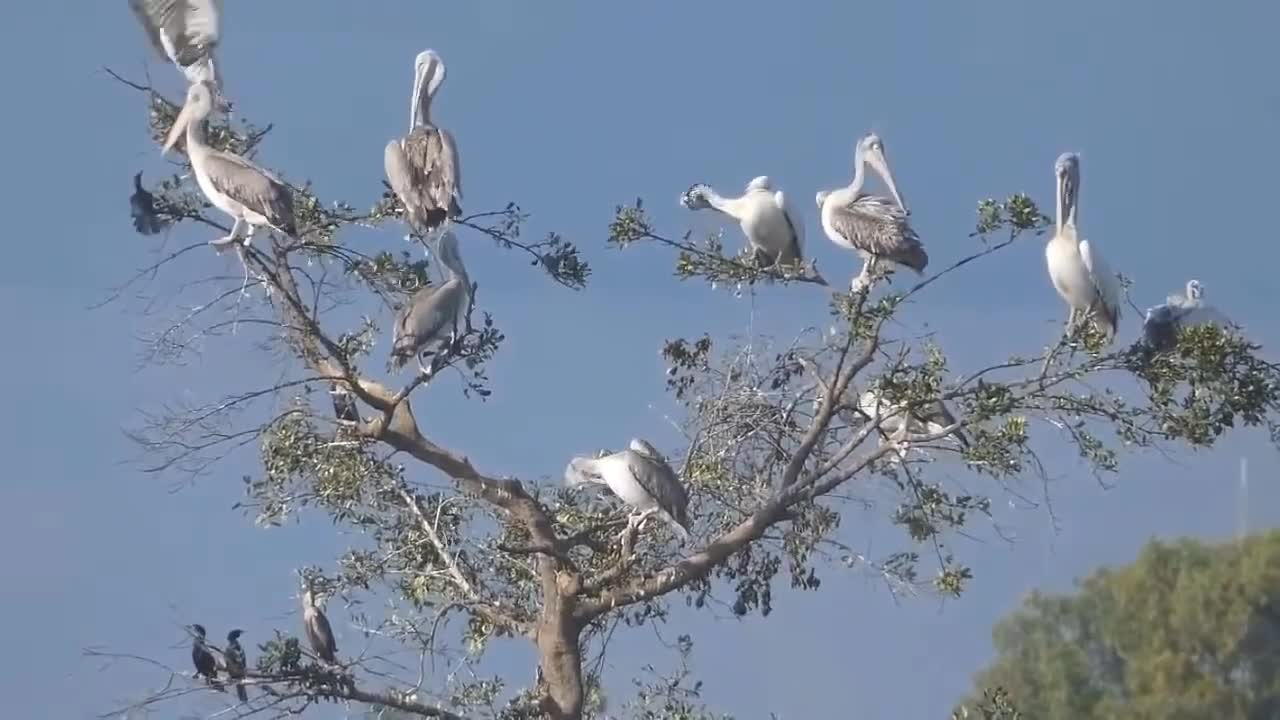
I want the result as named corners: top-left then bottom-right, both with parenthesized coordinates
top-left (329, 383), bottom-right (360, 424)
top-left (302, 581), bottom-right (338, 664)
top-left (223, 629), bottom-right (249, 703)
top-left (130, 171), bottom-right (168, 236)
top-left (189, 624), bottom-right (224, 691)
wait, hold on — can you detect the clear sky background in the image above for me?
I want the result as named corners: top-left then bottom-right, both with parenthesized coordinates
top-left (2, 1), bottom-right (1279, 718)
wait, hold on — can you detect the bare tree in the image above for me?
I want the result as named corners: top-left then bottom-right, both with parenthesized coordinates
top-left (100, 70), bottom-right (1280, 720)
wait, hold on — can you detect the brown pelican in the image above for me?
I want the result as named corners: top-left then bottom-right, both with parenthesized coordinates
top-left (1142, 280), bottom-right (1231, 351)
top-left (857, 389), bottom-right (968, 448)
top-left (301, 582), bottom-right (338, 664)
top-left (1046, 152), bottom-right (1120, 342)
top-left (130, 171), bottom-right (168, 235)
top-left (389, 230), bottom-right (471, 375)
top-left (384, 50), bottom-right (462, 238)
top-left (189, 624), bottom-right (223, 691)
top-left (680, 176), bottom-right (819, 278)
top-left (128, 0), bottom-right (225, 101)
top-left (564, 438), bottom-right (693, 543)
top-left (816, 134), bottom-right (926, 292)
top-left (223, 629), bottom-right (248, 703)
top-left (163, 81), bottom-right (297, 252)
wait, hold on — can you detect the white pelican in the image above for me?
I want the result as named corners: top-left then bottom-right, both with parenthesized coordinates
top-left (390, 230), bottom-right (471, 375)
top-left (565, 438), bottom-right (692, 543)
top-left (128, 0), bottom-right (225, 100)
top-left (164, 81), bottom-right (296, 251)
top-left (816, 134), bottom-right (927, 292)
top-left (1142, 279), bottom-right (1232, 351)
top-left (385, 50), bottom-right (463, 238)
top-left (1046, 152), bottom-right (1120, 342)
top-left (857, 389), bottom-right (969, 448)
top-left (680, 176), bottom-right (815, 274)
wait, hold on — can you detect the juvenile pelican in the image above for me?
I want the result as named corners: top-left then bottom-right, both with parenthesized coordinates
top-left (680, 176), bottom-right (813, 273)
top-left (164, 82), bottom-right (297, 251)
top-left (390, 230), bottom-right (471, 375)
top-left (189, 624), bottom-right (223, 691)
top-left (565, 438), bottom-right (692, 543)
top-left (816, 134), bottom-right (926, 292)
top-left (1141, 279), bottom-right (1232, 351)
top-left (223, 629), bottom-right (248, 703)
top-left (130, 171), bottom-right (168, 236)
top-left (385, 50), bottom-right (463, 238)
top-left (857, 389), bottom-right (969, 448)
top-left (301, 581), bottom-right (338, 664)
top-left (128, 0), bottom-right (225, 99)
top-left (1045, 152), bottom-right (1120, 342)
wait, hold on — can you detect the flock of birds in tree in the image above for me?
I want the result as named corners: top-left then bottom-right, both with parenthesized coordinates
top-left (122, 0), bottom-right (1237, 703)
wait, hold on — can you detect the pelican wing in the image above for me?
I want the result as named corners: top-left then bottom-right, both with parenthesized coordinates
top-left (1079, 238), bottom-right (1121, 335)
top-left (829, 195), bottom-right (927, 272)
top-left (202, 152), bottom-right (296, 235)
top-left (624, 451), bottom-right (691, 533)
top-left (390, 280), bottom-right (463, 367)
top-left (773, 190), bottom-right (805, 264)
top-left (384, 125), bottom-right (462, 235)
top-left (128, 0), bottom-right (221, 67)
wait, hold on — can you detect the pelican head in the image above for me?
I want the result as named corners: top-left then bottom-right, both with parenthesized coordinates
top-left (163, 81), bottom-right (216, 155)
top-left (680, 183), bottom-right (713, 210)
top-left (815, 189), bottom-right (831, 210)
top-left (629, 438), bottom-right (665, 461)
top-left (564, 457), bottom-right (603, 488)
top-left (855, 134), bottom-right (908, 212)
top-left (745, 176), bottom-right (772, 193)
top-left (410, 49), bottom-right (446, 128)
top-left (1054, 152), bottom-right (1081, 229)
top-left (1186, 279), bottom-right (1203, 301)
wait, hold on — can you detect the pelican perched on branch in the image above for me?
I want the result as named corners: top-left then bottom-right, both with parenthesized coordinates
top-left (1046, 152), bottom-right (1120, 342)
top-left (390, 230), bottom-right (472, 375)
top-left (164, 81), bottom-right (296, 252)
top-left (385, 50), bottom-right (463, 239)
top-left (301, 581), bottom-right (338, 664)
top-left (128, 0), bottom-right (225, 99)
top-left (565, 438), bottom-right (692, 543)
top-left (816, 134), bottom-right (926, 292)
top-left (1141, 280), bottom-right (1232, 351)
top-left (857, 389), bottom-right (968, 449)
top-left (680, 176), bottom-right (817, 277)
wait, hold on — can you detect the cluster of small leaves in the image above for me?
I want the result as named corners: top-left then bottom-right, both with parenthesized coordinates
top-left (1131, 324), bottom-right (1280, 447)
top-left (893, 484), bottom-right (991, 543)
top-left (621, 636), bottom-right (733, 720)
top-left (335, 320), bottom-right (380, 366)
top-left (256, 632), bottom-right (304, 674)
top-left (662, 335), bottom-right (714, 400)
top-left (973, 193), bottom-right (1052, 237)
top-left (962, 415), bottom-right (1031, 478)
top-left (951, 687), bottom-right (1024, 720)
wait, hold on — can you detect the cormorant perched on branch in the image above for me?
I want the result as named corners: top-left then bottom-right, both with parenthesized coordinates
top-left (189, 624), bottom-right (224, 691)
top-left (129, 171), bottom-right (168, 236)
top-left (224, 629), bottom-right (248, 703)
top-left (302, 582), bottom-right (338, 664)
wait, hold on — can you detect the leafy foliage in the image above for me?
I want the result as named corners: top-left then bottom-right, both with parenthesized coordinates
top-left (962, 532), bottom-right (1280, 720)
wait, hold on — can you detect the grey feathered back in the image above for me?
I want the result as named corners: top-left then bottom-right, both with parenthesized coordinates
top-left (829, 194), bottom-right (927, 272)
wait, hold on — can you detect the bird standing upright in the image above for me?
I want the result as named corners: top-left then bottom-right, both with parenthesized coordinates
top-left (385, 49), bottom-right (463, 239)
top-left (301, 580), bottom-right (338, 664)
top-left (1045, 152), bottom-right (1121, 342)
top-left (223, 629), bottom-right (248, 703)
top-left (189, 624), bottom-right (223, 691)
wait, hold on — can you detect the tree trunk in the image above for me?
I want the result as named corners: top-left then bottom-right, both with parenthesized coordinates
top-left (537, 576), bottom-right (585, 720)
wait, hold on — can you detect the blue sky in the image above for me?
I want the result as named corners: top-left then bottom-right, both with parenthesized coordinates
top-left (2, 1), bottom-right (1279, 717)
